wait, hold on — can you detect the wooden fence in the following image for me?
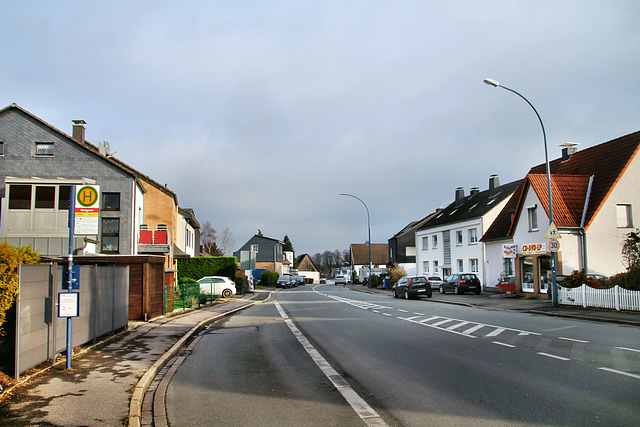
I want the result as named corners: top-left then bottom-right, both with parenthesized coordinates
top-left (558, 285), bottom-right (640, 311)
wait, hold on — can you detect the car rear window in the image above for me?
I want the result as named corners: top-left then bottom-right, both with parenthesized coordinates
top-left (462, 274), bottom-right (478, 280)
top-left (411, 277), bottom-right (427, 284)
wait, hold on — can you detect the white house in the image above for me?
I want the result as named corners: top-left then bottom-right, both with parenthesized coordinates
top-left (415, 176), bottom-right (521, 288)
top-left (482, 131), bottom-right (640, 296)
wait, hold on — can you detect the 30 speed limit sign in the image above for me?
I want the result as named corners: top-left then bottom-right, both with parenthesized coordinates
top-left (548, 239), bottom-right (560, 252)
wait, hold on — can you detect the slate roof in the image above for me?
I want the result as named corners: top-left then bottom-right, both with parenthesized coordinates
top-left (482, 129), bottom-right (640, 241)
top-left (350, 243), bottom-right (389, 265)
top-left (417, 179), bottom-right (522, 231)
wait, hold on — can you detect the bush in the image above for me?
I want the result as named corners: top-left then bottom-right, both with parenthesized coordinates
top-left (0, 243), bottom-right (39, 336)
top-left (260, 271), bottom-right (279, 287)
top-left (609, 266), bottom-right (640, 291)
top-left (387, 265), bottom-right (406, 287)
top-left (234, 275), bottom-right (247, 293)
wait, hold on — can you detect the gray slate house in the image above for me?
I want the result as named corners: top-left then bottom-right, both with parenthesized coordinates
top-left (388, 211), bottom-right (440, 275)
top-left (234, 234), bottom-right (285, 274)
top-left (0, 103), bottom-right (142, 256)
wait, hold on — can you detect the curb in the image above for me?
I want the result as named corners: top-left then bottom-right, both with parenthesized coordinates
top-left (127, 292), bottom-right (274, 427)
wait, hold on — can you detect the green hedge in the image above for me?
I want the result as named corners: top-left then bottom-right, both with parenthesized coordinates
top-left (260, 271), bottom-right (279, 287)
top-left (177, 256), bottom-right (237, 281)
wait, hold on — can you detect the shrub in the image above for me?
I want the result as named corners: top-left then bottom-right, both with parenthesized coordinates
top-left (260, 271), bottom-right (279, 287)
top-left (387, 265), bottom-right (406, 287)
top-left (176, 256), bottom-right (237, 282)
top-left (234, 275), bottom-right (247, 293)
top-left (0, 243), bottom-right (40, 336)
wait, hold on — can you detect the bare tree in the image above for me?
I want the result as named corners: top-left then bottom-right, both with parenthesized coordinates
top-left (219, 227), bottom-right (236, 256)
top-left (200, 221), bottom-right (219, 255)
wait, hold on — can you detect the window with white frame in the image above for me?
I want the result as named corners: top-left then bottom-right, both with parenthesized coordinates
top-left (456, 230), bottom-right (463, 245)
top-left (616, 204), bottom-right (633, 228)
top-left (423, 261), bottom-right (429, 273)
top-left (251, 244), bottom-right (259, 253)
top-left (432, 235), bottom-right (438, 249)
top-left (469, 228), bottom-right (478, 244)
top-left (422, 236), bottom-right (428, 250)
top-left (470, 259), bottom-right (479, 273)
top-left (457, 259), bottom-right (463, 272)
top-left (528, 205), bottom-right (538, 231)
top-left (433, 260), bottom-right (439, 274)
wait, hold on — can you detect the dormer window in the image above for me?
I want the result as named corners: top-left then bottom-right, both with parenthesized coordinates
top-left (36, 142), bottom-right (54, 156)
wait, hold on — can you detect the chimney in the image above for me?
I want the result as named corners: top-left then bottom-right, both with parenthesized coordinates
top-left (455, 187), bottom-right (465, 207)
top-left (72, 120), bottom-right (87, 143)
top-left (489, 174), bottom-right (500, 197)
top-left (560, 142), bottom-right (579, 161)
top-left (470, 187), bottom-right (480, 196)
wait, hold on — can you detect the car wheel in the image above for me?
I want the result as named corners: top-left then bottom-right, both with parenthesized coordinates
top-left (454, 285), bottom-right (461, 295)
top-left (427, 292), bottom-right (432, 298)
top-left (475, 289), bottom-right (481, 295)
top-left (439, 285), bottom-right (445, 294)
top-left (404, 289), bottom-right (410, 300)
top-left (392, 290), bottom-right (397, 298)
top-left (222, 289), bottom-right (232, 298)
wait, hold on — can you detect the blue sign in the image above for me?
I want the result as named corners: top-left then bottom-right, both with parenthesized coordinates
top-left (62, 264), bottom-right (80, 290)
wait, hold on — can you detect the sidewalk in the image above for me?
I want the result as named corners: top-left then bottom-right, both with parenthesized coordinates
top-left (0, 290), bottom-right (273, 427)
top-left (346, 283), bottom-right (640, 326)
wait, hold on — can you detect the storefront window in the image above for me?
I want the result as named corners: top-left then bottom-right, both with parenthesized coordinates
top-left (539, 256), bottom-right (551, 293)
top-left (521, 256), bottom-right (534, 292)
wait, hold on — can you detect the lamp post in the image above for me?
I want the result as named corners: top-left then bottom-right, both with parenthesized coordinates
top-left (340, 193), bottom-right (372, 288)
top-left (484, 78), bottom-right (558, 307)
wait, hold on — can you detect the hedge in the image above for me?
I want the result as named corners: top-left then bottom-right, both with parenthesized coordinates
top-left (176, 256), bottom-right (237, 281)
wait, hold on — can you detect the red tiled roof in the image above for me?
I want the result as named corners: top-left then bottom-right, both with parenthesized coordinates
top-left (482, 130), bottom-right (640, 241)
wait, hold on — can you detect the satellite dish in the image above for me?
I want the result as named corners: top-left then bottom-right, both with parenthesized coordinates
top-left (104, 141), bottom-right (111, 155)
top-left (98, 142), bottom-right (106, 156)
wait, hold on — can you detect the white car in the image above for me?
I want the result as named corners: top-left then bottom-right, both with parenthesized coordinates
top-left (197, 276), bottom-right (237, 298)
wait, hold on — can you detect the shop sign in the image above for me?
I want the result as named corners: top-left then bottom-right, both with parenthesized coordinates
top-left (503, 244), bottom-right (517, 258)
top-left (522, 243), bottom-right (547, 255)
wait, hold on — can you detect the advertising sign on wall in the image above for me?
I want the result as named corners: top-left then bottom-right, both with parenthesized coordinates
top-left (522, 243), bottom-right (547, 255)
top-left (503, 244), bottom-right (517, 258)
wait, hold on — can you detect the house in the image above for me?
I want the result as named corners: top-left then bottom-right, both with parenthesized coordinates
top-left (295, 253), bottom-right (321, 283)
top-left (349, 243), bottom-right (389, 279)
top-left (388, 212), bottom-right (439, 275)
top-left (415, 176), bottom-right (521, 287)
top-left (482, 131), bottom-right (640, 296)
top-left (234, 234), bottom-right (285, 274)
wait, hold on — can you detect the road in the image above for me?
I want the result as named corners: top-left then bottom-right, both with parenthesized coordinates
top-left (162, 285), bottom-right (640, 426)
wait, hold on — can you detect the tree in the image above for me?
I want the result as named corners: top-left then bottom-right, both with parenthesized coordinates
top-left (1, 243), bottom-right (39, 336)
top-left (219, 227), bottom-right (236, 256)
top-left (282, 235), bottom-right (296, 267)
top-left (622, 229), bottom-right (640, 269)
top-left (200, 221), bottom-right (221, 256)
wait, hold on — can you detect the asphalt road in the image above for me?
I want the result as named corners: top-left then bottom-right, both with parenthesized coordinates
top-left (164, 285), bottom-right (640, 426)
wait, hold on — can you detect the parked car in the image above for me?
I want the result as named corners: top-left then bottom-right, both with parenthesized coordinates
top-left (319, 278), bottom-right (326, 284)
top-left (197, 276), bottom-right (237, 298)
top-left (420, 275), bottom-right (443, 290)
top-left (393, 276), bottom-right (433, 299)
top-left (439, 274), bottom-right (481, 295)
top-left (335, 275), bottom-right (347, 285)
top-left (295, 275), bottom-right (306, 286)
top-left (276, 275), bottom-right (295, 288)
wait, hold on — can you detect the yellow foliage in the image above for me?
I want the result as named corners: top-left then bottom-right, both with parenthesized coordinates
top-left (387, 264), bottom-right (406, 286)
top-left (0, 242), bottom-right (40, 336)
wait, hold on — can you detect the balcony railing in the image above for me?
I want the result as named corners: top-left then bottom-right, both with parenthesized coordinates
top-left (138, 225), bottom-right (171, 253)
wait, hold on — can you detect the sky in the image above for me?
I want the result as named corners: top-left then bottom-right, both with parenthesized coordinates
top-left (2, 1), bottom-right (639, 256)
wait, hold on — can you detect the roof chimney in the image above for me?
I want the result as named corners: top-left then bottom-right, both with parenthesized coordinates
top-left (470, 187), bottom-right (480, 196)
top-left (455, 187), bottom-right (465, 207)
top-left (72, 120), bottom-right (86, 143)
top-left (489, 174), bottom-right (500, 197)
top-left (560, 142), bottom-right (579, 161)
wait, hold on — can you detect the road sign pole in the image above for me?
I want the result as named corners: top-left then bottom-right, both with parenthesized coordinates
top-left (66, 185), bottom-right (76, 370)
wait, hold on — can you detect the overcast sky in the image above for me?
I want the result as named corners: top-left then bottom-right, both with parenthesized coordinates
top-left (2, 1), bottom-right (639, 255)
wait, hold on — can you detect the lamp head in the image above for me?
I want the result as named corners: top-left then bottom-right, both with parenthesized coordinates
top-left (483, 78), bottom-right (500, 87)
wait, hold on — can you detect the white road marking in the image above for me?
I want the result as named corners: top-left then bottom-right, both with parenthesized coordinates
top-left (616, 346), bottom-right (640, 353)
top-left (274, 301), bottom-right (388, 427)
top-left (599, 367), bottom-right (640, 380)
top-left (559, 337), bottom-right (589, 343)
top-left (486, 328), bottom-right (506, 337)
top-left (538, 352), bottom-right (570, 361)
top-left (493, 341), bottom-right (516, 348)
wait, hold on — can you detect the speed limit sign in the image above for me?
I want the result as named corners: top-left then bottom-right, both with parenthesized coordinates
top-left (548, 239), bottom-right (560, 252)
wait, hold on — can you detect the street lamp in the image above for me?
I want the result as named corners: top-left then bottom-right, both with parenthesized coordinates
top-left (340, 193), bottom-right (372, 288)
top-left (484, 78), bottom-right (558, 307)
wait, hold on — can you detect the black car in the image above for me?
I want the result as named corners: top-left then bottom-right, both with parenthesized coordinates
top-left (439, 273), bottom-right (481, 295)
top-left (393, 276), bottom-right (433, 299)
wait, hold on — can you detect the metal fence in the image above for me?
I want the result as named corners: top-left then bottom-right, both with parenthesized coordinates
top-left (15, 263), bottom-right (129, 379)
top-left (558, 285), bottom-right (640, 311)
top-left (166, 282), bottom-right (223, 313)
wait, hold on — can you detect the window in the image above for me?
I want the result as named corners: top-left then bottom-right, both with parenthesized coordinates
top-left (433, 260), bottom-right (439, 273)
top-left (528, 206), bottom-right (538, 231)
top-left (35, 186), bottom-right (55, 209)
top-left (0, 141), bottom-right (4, 156)
top-left (616, 204), bottom-right (633, 228)
top-left (102, 192), bottom-right (121, 210)
top-left (58, 186), bottom-right (71, 210)
top-left (422, 236), bottom-right (428, 250)
top-left (470, 259), bottom-right (479, 273)
top-left (9, 185), bottom-right (32, 209)
top-left (432, 235), bottom-right (438, 249)
top-left (456, 230), bottom-right (463, 245)
top-left (469, 228), bottom-right (478, 244)
top-left (251, 244), bottom-right (259, 253)
top-left (457, 259), bottom-right (463, 272)
top-left (35, 142), bottom-right (54, 156)
top-left (423, 261), bottom-right (429, 273)
top-left (101, 218), bottom-right (120, 253)
top-left (503, 258), bottom-right (514, 276)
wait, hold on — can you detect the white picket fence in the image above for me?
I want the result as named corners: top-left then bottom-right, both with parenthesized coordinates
top-left (558, 285), bottom-right (640, 311)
